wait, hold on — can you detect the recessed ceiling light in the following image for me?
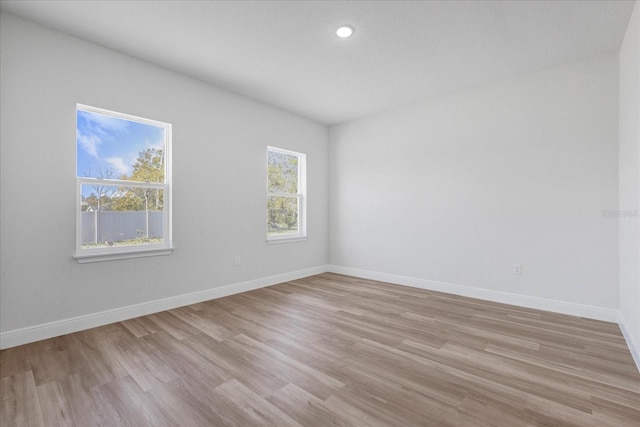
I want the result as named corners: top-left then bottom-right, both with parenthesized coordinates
top-left (336, 25), bottom-right (354, 38)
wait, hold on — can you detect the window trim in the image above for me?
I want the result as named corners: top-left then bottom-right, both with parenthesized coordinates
top-left (74, 104), bottom-right (173, 263)
top-left (266, 146), bottom-right (306, 244)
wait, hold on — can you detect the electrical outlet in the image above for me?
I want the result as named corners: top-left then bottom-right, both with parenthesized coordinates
top-left (513, 264), bottom-right (522, 275)
top-left (235, 256), bottom-right (241, 266)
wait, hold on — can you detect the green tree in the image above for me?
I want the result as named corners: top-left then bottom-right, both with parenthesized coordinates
top-left (130, 148), bottom-right (164, 183)
top-left (82, 168), bottom-right (116, 212)
top-left (112, 148), bottom-right (164, 212)
top-left (83, 193), bottom-right (98, 211)
top-left (111, 148), bottom-right (164, 240)
top-left (82, 193), bottom-right (113, 212)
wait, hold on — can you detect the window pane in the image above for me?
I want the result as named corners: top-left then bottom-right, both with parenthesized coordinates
top-left (267, 196), bottom-right (299, 235)
top-left (81, 184), bottom-right (164, 248)
top-left (268, 150), bottom-right (298, 193)
top-left (77, 109), bottom-right (165, 182)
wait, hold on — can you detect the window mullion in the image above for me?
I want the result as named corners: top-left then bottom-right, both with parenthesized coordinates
top-left (77, 178), bottom-right (165, 189)
top-left (268, 192), bottom-right (301, 198)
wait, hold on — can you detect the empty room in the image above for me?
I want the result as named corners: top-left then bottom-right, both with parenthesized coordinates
top-left (1, 0), bottom-right (639, 425)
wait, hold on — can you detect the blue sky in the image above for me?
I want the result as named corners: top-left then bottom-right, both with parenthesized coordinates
top-left (76, 109), bottom-right (164, 181)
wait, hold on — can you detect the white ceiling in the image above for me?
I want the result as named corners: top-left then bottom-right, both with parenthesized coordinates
top-left (0, 0), bottom-right (635, 125)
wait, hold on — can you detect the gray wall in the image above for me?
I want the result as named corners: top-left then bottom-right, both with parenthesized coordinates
top-left (618, 1), bottom-right (640, 365)
top-left (0, 13), bottom-right (329, 333)
top-left (329, 53), bottom-right (620, 311)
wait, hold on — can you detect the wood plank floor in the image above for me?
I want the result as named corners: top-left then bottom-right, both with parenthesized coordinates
top-left (1, 273), bottom-right (639, 426)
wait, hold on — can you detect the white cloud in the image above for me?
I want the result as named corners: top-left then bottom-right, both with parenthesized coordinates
top-left (76, 111), bottom-right (130, 158)
top-left (79, 110), bottom-right (129, 134)
top-left (104, 157), bottom-right (130, 176)
top-left (78, 133), bottom-right (102, 158)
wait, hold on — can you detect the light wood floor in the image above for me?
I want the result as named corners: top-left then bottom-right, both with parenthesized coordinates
top-left (1, 273), bottom-right (639, 426)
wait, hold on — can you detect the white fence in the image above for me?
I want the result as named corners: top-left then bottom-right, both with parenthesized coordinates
top-left (82, 211), bottom-right (163, 244)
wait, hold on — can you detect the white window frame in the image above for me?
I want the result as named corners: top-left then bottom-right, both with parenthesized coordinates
top-left (266, 146), bottom-right (306, 244)
top-left (74, 104), bottom-right (173, 263)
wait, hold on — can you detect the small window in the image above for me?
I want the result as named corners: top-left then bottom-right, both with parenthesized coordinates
top-left (267, 146), bottom-right (306, 243)
top-left (75, 104), bottom-right (172, 262)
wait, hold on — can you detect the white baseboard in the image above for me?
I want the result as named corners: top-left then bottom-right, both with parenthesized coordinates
top-left (619, 313), bottom-right (640, 372)
top-left (1, 263), bottom-right (630, 363)
top-left (327, 265), bottom-right (620, 323)
top-left (0, 265), bottom-right (329, 350)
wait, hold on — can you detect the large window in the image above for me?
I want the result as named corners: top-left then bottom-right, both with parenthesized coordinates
top-left (75, 104), bottom-right (172, 262)
top-left (267, 146), bottom-right (306, 243)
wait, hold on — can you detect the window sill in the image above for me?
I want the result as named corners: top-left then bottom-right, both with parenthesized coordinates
top-left (266, 236), bottom-right (307, 245)
top-left (74, 247), bottom-right (174, 263)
